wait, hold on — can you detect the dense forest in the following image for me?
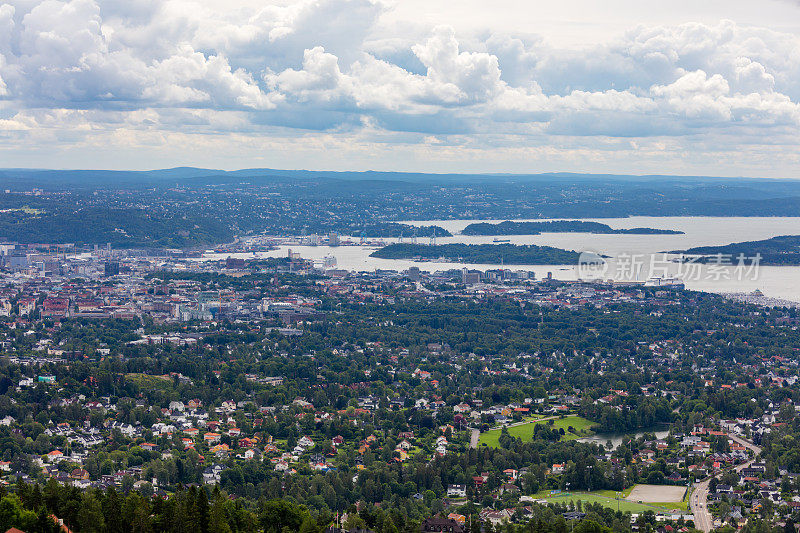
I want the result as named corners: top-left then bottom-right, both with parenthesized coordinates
top-left (0, 481), bottom-right (669, 533)
top-left (0, 208), bottom-right (233, 248)
top-left (369, 243), bottom-right (581, 264)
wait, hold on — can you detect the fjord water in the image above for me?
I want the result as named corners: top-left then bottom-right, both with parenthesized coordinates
top-left (405, 216), bottom-right (800, 302)
top-left (208, 217), bottom-right (800, 302)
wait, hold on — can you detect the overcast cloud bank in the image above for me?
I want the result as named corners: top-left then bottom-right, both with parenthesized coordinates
top-left (1, 0), bottom-right (800, 174)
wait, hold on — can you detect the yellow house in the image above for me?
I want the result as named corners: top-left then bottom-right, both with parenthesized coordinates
top-left (210, 443), bottom-right (230, 454)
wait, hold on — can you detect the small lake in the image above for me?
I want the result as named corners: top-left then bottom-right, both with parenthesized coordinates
top-left (577, 428), bottom-right (670, 449)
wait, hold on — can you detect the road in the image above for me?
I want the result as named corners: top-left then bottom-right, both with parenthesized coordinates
top-left (470, 428), bottom-right (480, 449)
top-left (690, 479), bottom-right (712, 533)
top-left (690, 434), bottom-right (762, 532)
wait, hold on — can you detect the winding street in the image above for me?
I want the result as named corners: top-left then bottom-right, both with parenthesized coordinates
top-left (690, 434), bottom-right (762, 532)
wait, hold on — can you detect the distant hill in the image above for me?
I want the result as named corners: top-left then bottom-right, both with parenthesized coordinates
top-left (2, 166), bottom-right (800, 189)
top-left (2, 167), bottom-right (800, 249)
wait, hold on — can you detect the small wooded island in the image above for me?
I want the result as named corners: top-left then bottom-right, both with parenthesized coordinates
top-left (671, 234), bottom-right (800, 265)
top-left (370, 243), bottom-right (582, 264)
top-left (461, 220), bottom-right (684, 235)
top-left (352, 223), bottom-right (452, 238)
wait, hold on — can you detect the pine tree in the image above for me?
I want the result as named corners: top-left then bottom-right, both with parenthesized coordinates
top-left (123, 492), bottom-right (152, 533)
top-left (103, 487), bottom-right (124, 533)
top-left (34, 505), bottom-right (60, 533)
top-left (208, 494), bottom-right (232, 533)
top-left (77, 492), bottom-right (105, 533)
top-left (197, 487), bottom-right (210, 533)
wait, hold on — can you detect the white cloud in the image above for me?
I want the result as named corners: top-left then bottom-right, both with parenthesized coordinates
top-left (411, 26), bottom-right (504, 105)
top-left (266, 46), bottom-right (345, 98)
top-left (1, 0), bottom-right (800, 173)
top-left (733, 57), bottom-right (775, 94)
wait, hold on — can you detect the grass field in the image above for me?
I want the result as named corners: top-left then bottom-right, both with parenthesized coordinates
top-left (535, 488), bottom-right (689, 514)
top-left (479, 415), bottom-right (597, 447)
top-left (125, 373), bottom-right (173, 390)
top-left (537, 492), bottom-right (656, 513)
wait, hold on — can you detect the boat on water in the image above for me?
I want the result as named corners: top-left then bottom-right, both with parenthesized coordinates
top-left (492, 238), bottom-right (511, 243)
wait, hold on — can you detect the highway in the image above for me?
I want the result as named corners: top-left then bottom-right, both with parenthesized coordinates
top-left (690, 434), bottom-right (762, 532)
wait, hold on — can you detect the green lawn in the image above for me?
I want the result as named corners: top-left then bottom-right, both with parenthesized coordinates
top-left (594, 486), bottom-right (690, 512)
top-left (523, 413), bottom-right (546, 420)
top-left (125, 373), bottom-right (173, 391)
top-left (536, 491), bottom-right (683, 514)
top-left (595, 488), bottom-right (634, 499)
top-left (407, 446), bottom-right (423, 457)
top-left (479, 416), bottom-right (597, 447)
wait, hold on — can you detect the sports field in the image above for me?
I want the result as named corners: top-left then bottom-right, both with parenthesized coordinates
top-left (537, 485), bottom-right (688, 514)
top-left (538, 492), bottom-right (655, 513)
top-left (626, 484), bottom-right (687, 503)
top-left (479, 415), bottom-right (596, 447)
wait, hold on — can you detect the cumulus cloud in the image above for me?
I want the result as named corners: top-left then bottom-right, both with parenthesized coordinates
top-left (266, 46), bottom-right (345, 98)
top-left (1, 0), bottom-right (800, 169)
top-left (411, 26), bottom-right (504, 105)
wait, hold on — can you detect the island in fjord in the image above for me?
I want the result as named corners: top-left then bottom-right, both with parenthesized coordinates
top-left (350, 223), bottom-right (452, 238)
top-left (461, 220), bottom-right (684, 236)
top-left (671, 234), bottom-right (800, 265)
top-left (369, 242), bottom-right (582, 264)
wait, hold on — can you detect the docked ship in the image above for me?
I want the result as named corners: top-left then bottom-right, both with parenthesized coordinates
top-left (644, 277), bottom-right (685, 289)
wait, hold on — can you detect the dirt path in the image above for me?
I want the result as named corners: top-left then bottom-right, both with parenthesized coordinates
top-left (470, 428), bottom-right (480, 449)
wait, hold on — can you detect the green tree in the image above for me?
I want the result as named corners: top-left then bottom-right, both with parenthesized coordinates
top-left (77, 492), bottom-right (105, 533)
top-left (260, 500), bottom-right (310, 533)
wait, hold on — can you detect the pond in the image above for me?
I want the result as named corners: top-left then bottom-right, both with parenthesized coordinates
top-left (577, 428), bottom-right (670, 449)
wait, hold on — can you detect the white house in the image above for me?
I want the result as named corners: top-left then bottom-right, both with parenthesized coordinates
top-left (447, 484), bottom-right (467, 498)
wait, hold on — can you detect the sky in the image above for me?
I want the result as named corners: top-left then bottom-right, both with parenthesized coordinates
top-left (2, 0), bottom-right (800, 176)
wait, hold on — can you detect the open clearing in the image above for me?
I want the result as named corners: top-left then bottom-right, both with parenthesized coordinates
top-left (626, 484), bottom-right (687, 503)
top-left (535, 487), bottom-right (689, 514)
top-left (539, 492), bottom-right (651, 513)
top-left (479, 416), bottom-right (596, 447)
top-left (538, 492), bottom-right (677, 514)
top-left (125, 373), bottom-right (173, 390)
